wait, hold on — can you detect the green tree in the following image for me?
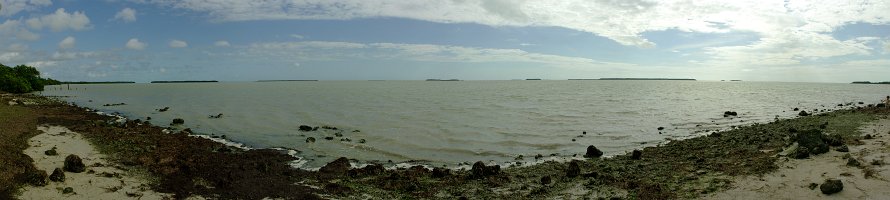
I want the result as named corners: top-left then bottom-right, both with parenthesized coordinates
top-left (0, 63), bottom-right (57, 93)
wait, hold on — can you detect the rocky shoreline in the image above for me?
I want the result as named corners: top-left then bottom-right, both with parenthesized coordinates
top-left (2, 93), bottom-right (889, 199)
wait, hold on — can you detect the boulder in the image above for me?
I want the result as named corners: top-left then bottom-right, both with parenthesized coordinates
top-left (470, 161), bottom-right (500, 179)
top-left (796, 129), bottom-right (829, 156)
top-left (820, 179), bottom-right (843, 195)
top-left (631, 149), bottom-right (642, 160)
top-left (584, 145), bottom-right (603, 158)
top-left (431, 167), bottom-right (451, 178)
top-left (64, 155), bottom-right (86, 173)
top-left (723, 111), bottom-right (738, 117)
top-left (319, 157), bottom-right (351, 176)
top-left (298, 125), bottom-right (313, 131)
top-left (49, 168), bottom-right (65, 182)
top-left (565, 160), bottom-right (581, 178)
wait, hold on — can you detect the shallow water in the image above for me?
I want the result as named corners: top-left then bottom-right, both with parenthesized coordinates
top-left (41, 81), bottom-right (889, 168)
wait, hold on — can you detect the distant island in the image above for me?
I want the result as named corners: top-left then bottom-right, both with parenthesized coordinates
top-left (426, 79), bottom-right (460, 81)
top-left (569, 78), bottom-right (696, 81)
top-left (150, 80), bottom-right (218, 83)
top-left (256, 80), bottom-right (319, 82)
top-left (61, 81), bottom-right (135, 84)
top-left (525, 79), bottom-right (542, 80)
top-left (851, 81), bottom-right (890, 84)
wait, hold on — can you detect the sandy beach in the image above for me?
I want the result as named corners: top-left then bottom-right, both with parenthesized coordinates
top-left (18, 125), bottom-right (173, 199)
top-left (706, 118), bottom-right (890, 199)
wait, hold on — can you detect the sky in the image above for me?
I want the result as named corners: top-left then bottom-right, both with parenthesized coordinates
top-left (0, 0), bottom-right (889, 83)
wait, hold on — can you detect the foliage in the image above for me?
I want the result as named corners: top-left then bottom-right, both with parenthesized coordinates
top-left (0, 63), bottom-right (59, 93)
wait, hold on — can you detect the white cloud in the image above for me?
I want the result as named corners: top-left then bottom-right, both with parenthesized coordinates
top-left (126, 38), bottom-right (146, 50)
top-left (0, 19), bottom-right (40, 41)
top-left (0, 0), bottom-right (53, 16)
top-left (26, 8), bottom-right (91, 32)
top-left (883, 39), bottom-right (890, 54)
top-left (8, 43), bottom-right (29, 51)
top-left (290, 34), bottom-right (305, 39)
top-left (0, 52), bottom-right (23, 62)
top-left (26, 61), bottom-right (57, 68)
top-left (169, 39), bottom-right (188, 48)
top-left (113, 8), bottom-right (137, 22)
top-left (214, 40), bottom-right (231, 47)
top-left (59, 36), bottom-right (76, 49)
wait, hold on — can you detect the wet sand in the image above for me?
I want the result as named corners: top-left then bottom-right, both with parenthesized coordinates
top-left (706, 118), bottom-right (890, 199)
top-left (19, 125), bottom-right (173, 199)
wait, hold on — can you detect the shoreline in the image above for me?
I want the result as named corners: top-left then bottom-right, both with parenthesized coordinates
top-left (2, 93), bottom-right (889, 199)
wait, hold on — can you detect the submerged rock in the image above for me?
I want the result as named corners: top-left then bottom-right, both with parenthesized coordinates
top-left (64, 154), bottom-right (85, 173)
top-left (799, 111), bottom-right (810, 116)
top-left (305, 137), bottom-right (316, 143)
top-left (298, 125), bottom-right (313, 131)
top-left (171, 118), bottom-right (185, 125)
top-left (49, 168), bottom-right (65, 182)
top-left (723, 111), bottom-right (738, 117)
top-left (820, 179), bottom-right (843, 195)
top-left (657, 127), bottom-right (665, 131)
top-left (584, 145), bottom-right (603, 158)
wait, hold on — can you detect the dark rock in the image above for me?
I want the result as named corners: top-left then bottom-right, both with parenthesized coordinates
top-left (146, 117), bottom-right (151, 120)
top-left (298, 125), bottom-right (313, 131)
top-left (171, 118), bottom-right (185, 125)
top-left (792, 147), bottom-right (810, 159)
top-left (798, 111), bottom-right (810, 116)
top-left (793, 108), bottom-right (800, 111)
top-left (305, 137), bottom-right (315, 143)
top-left (864, 134), bottom-right (874, 139)
top-left (535, 154), bottom-right (544, 160)
top-left (823, 134), bottom-right (843, 146)
top-left (44, 147), bottom-right (58, 156)
top-left (584, 145), bottom-right (603, 158)
top-left (820, 179), bottom-right (843, 195)
top-left (431, 167), bottom-right (451, 178)
top-left (582, 131), bottom-right (587, 135)
top-left (836, 145), bottom-right (849, 152)
top-left (631, 149), bottom-right (642, 160)
top-left (324, 136), bottom-right (334, 140)
top-left (334, 132), bottom-right (343, 137)
top-left (64, 154), bottom-right (86, 173)
top-left (796, 129), bottom-right (829, 156)
top-left (847, 158), bottom-right (861, 167)
top-left (62, 187), bottom-right (74, 194)
top-left (26, 170), bottom-right (48, 186)
top-left (858, 102), bottom-right (864, 104)
top-left (49, 168), bottom-right (65, 182)
top-left (470, 161), bottom-right (500, 179)
top-left (808, 183), bottom-right (818, 190)
top-left (837, 104), bottom-right (844, 107)
top-left (541, 175), bottom-right (552, 185)
top-left (657, 127), bottom-right (664, 131)
top-left (566, 160), bottom-right (581, 178)
top-left (158, 107), bottom-right (170, 112)
top-left (319, 157), bottom-right (351, 176)
top-left (358, 139), bottom-right (366, 143)
top-left (878, 103), bottom-right (886, 107)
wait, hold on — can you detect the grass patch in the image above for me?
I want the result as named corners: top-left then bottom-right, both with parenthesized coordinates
top-left (0, 94), bottom-right (40, 199)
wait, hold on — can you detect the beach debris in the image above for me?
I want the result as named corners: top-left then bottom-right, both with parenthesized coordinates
top-left (319, 157), bottom-right (351, 176)
top-left (584, 145), bottom-right (603, 158)
top-left (157, 107), bottom-right (170, 112)
top-left (540, 175), bottom-right (552, 185)
top-left (49, 168), bottom-right (65, 182)
top-left (819, 179), bottom-right (843, 195)
top-left (631, 149), bottom-right (643, 160)
top-left (836, 145), bottom-right (849, 152)
top-left (62, 187), bottom-right (74, 194)
top-left (305, 137), bottom-right (316, 143)
top-left (26, 170), bottom-right (48, 186)
top-left (798, 111), bottom-right (810, 116)
top-left (565, 160), bottom-right (581, 178)
top-left (44, 147), bottom-right (58, 156)
top-left (723, 111), bottom-right (738, 117)
top-left (432, 167), bottom-right (451, 178)
top-left (470, 161), bottom-right (500, 179)
top-left (64, 154), bottom-right (86, 173)
top-left (209, 113), bottom-right (223, 118)
top-left (298, 125), bottom-right (313, 131)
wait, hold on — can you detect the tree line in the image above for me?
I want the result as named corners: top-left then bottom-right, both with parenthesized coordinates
top-left (0, 63), bottom-right (60, 93)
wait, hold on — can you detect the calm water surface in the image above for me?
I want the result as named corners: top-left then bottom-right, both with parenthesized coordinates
top-left (41, 81), bottom-right (889, 168)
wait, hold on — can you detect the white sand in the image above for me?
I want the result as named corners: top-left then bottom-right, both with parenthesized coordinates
top-left (705, 118), bottom-right (890, 200)
top-left (19, 125), bottom-right (173, 200)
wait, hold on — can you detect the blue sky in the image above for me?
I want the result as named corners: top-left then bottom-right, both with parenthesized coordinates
top-left (1, 0), bottom-right (889, 82)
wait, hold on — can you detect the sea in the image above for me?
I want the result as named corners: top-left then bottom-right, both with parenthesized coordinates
top-left (40, 80), bottom-right (889, 168)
